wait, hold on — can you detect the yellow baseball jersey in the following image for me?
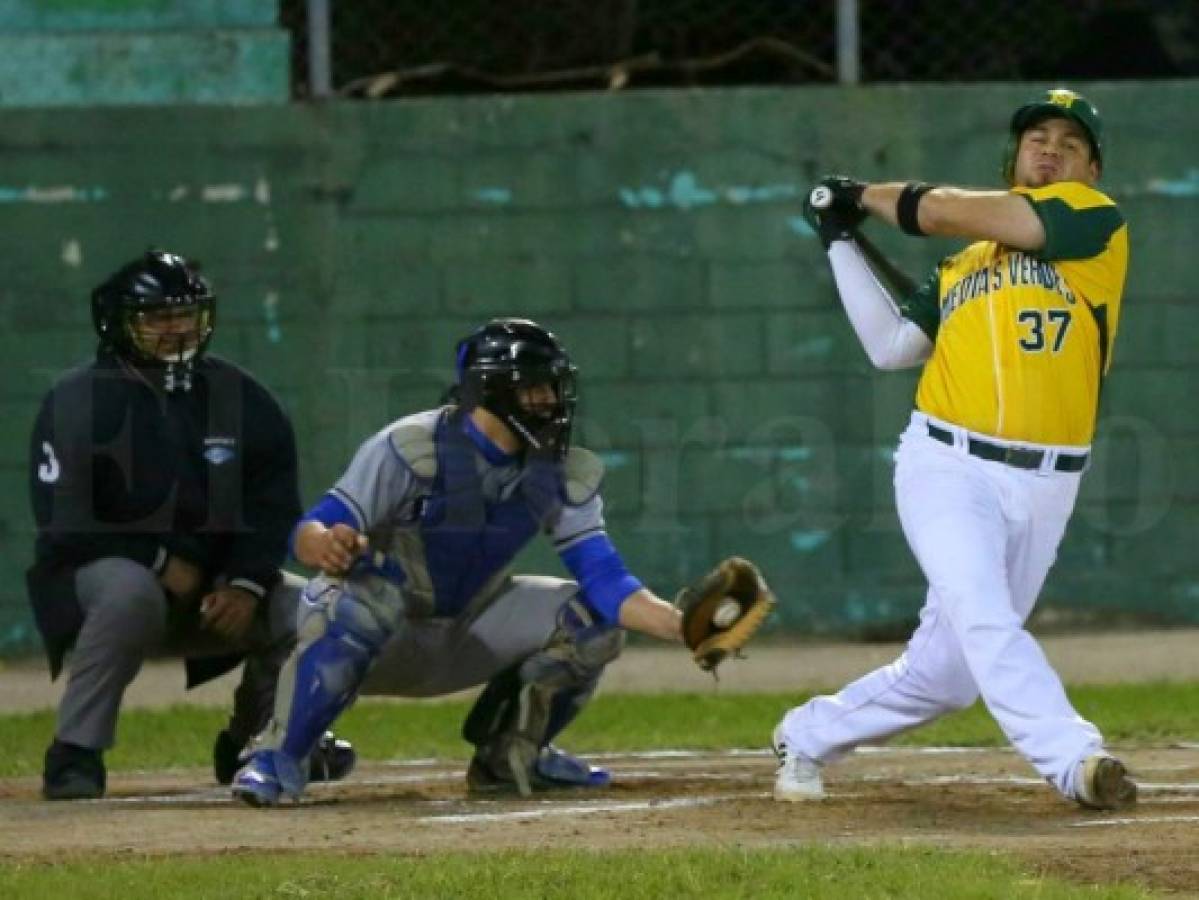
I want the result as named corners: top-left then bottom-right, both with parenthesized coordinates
top-left (901, 181), bottom-right (1128, 446)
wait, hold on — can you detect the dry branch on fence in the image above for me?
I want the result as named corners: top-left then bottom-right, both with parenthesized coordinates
top-left (337, 37), bottom-right (835, 98)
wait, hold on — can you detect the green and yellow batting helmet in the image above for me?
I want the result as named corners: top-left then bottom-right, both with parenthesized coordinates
top-left (1002, 88), bottom-right (1104, 184)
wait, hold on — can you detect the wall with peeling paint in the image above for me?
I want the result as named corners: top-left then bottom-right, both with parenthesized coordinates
top-left (0, 0), bottom-right (288, 107)
top-left (1, 82), bottom-right (1196, 653)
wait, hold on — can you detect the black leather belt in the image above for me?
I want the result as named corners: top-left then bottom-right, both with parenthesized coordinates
top-left (926, 422), bottom-right (1087, 473)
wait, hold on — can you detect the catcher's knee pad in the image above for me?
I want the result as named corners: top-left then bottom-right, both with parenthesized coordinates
top-left (270, 577), bottom-right (402, 763)
top-left (463, 598), bottom-right (624, 758)
top-left (522, 597), bottom-right (625, 686)
top-left (299, 574), bottom-right (402, 649)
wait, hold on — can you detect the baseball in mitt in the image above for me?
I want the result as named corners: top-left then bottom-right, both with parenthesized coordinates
top-left (676, 557), bottom-right (775, 673)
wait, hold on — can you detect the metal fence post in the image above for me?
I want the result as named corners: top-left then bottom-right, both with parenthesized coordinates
top-left (307, 0), bottom-right (332, 98)
top-left (835, 0), bottom-right (860, 85)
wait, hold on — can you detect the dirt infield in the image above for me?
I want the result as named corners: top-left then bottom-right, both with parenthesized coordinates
top-left (1, 745), bottom-right (1198, 894)
top-left (4, 633), bottom-right (1199, 894)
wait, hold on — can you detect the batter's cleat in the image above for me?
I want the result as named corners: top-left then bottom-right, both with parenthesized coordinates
top-left (214, 730), bottom-right (357, 786)
top-left (772, 724), bottom-right (825, 802)
top-left (1076, 753), bottom-right (1137, 810)
top-left (42, 740), bottom-right (106, 801)
top-left (466, 745), bottom-right (610, 795)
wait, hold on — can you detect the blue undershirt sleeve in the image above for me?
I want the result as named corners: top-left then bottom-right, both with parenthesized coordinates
top-left (559, 533), bottom-right (643, 625)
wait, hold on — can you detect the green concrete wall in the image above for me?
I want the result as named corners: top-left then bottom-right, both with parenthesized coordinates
top-left (0, 0), bottom-right (277, 30)
top-left (1, 82), bottom-right (1196, 653)
top-left (0, 0), bottom-right (287, 107)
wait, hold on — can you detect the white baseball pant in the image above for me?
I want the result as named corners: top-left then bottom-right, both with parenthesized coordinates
top-left (779, 411), bottom-right (1104, 798)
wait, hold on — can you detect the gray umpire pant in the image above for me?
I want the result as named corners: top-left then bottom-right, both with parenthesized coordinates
top-left (56, 557), bottom-right (302, 751)
top-left (360, 575), bottom-right (584, 697)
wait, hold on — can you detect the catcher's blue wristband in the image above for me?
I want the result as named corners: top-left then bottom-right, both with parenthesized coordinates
top-left (560, 534), bottom-right (643, 624)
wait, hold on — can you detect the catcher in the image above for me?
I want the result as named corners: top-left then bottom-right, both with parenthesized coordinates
top-left (233, 318), bottom-right (772, 804)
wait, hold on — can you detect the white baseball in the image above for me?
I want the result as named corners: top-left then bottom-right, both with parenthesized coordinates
top-left (809, 185), bottom-right (833, 210)
top-left (712, 597), bottom-right (742, 629)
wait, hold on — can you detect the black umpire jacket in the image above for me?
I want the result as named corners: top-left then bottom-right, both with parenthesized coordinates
top-left (26, 349), bottom-right (301, 682)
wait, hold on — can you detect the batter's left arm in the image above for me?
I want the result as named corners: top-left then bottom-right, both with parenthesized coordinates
top-left (861, 182), bottom-right (1046, 250)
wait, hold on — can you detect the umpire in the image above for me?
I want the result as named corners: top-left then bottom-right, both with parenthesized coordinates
top-left (26, 249), bottom-right (353, 800)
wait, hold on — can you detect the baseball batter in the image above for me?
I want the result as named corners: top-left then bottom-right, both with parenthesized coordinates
top-left (774, 89), bottom-right (1134, 809)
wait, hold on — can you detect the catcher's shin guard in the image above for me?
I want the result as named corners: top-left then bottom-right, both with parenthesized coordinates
top-left (463, 598), bottom-right (623, 796)
top-left (276, 621), bottom-right (375, 762)
top-left (245, 578), bottom-right (397, 801)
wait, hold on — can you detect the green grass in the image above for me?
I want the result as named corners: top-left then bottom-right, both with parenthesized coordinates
top-left (3, 686), bottom-right (1182, 899)
top-left (2, 681), bottom-right (1198, 777)
top-left (0, 847), bottom-right (1156, 899)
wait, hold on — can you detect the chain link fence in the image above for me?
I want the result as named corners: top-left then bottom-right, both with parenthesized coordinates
top-left (281, 0), bottom-right (1199, 99)
top-left (859, 0), bottom-right (1199, 82)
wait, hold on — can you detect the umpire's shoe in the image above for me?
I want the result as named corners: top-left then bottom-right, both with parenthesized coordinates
top-left (42, 740), bottom-right (106, 801)
top-left (213, 729), bottom-right (357, 786)
top-left (1076, 753), bottom-right (1137, 810)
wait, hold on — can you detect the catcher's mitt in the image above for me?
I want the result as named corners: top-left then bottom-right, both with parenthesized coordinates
top-left (676, 557), bottom-right (775, 673)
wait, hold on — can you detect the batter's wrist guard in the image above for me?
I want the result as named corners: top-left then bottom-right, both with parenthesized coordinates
top-left (897, 182), bottom-right (936, 236)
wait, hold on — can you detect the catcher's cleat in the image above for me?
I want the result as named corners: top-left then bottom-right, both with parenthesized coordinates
top-left (1075, 753), bottom-right (1137, 810)
top-left (772, 724), bottom-right (825, 802)
top-left (466, 745), bottom-right (610, 795)
top-left (42, 740), bottom-right (106, 801)
top-left (535, 744), bottom-right (611, 788)
top-left (213, 729), bottom-right (357, 786)
top-left (231, 750), bottom-right (298, 808)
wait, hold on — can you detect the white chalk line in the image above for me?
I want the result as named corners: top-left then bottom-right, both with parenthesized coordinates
top-left (104, 775), bottom-right (1199, 807)
top-left (98, 770), bottom-right (759, 805)
top-left (1135, 781), bottom-right (1199, 793)
top-left (103, 790), bottom-right (228, 805)
top-left (78, 746), bottom-right (1199, 806)
top-left (861, 774), bottom-right (1045, 788)
top-left (379, 746), bottom-right (1006, 768)
top-left (855, 774), bottom-right (1199, 800)
top-left (1071, 815), bottom-right (1199, 828)
top-left (156, 741), bottom-right (1184, 774)
top-left (418, 792), bottom-right (764, 825)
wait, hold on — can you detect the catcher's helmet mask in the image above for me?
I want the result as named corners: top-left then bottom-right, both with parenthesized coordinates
top-left (91, 249), bottom-right (215, 392)
top-left (455, 318), bottom-right (578, 459)
top-left (1002, 87), bottom-right (1104, 185)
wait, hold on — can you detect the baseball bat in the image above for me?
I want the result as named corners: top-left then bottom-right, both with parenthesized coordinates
top-left (809, 186), bottom-right (917, 297)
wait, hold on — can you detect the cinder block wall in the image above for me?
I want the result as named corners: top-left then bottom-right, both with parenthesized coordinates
top-left (0, 0), bottom-right (288, 106)
top-left (2, 83), bottom-right (1195, 653)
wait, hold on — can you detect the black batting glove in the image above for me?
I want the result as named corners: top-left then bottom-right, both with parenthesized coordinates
top-left (804, 175), bottom-right (868, 250)
top-left (817, 175), bottom-right (867, 216)
top-left (803, 198), bottom-right (860, 250)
